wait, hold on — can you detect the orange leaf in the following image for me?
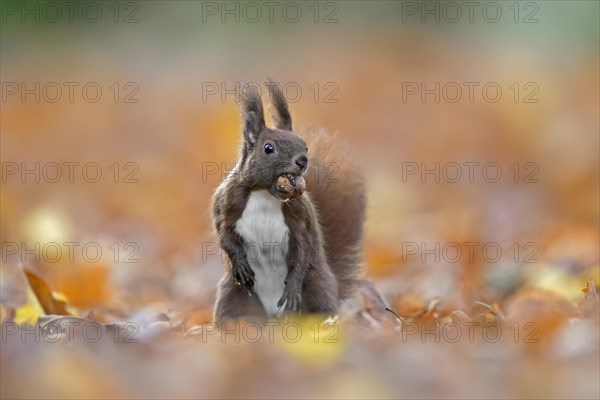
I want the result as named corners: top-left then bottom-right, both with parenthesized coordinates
top-left (24, 269), bottom-right (71, 316)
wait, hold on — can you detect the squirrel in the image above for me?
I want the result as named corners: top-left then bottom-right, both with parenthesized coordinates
top-left (212, 81), bottom-right (366, 322)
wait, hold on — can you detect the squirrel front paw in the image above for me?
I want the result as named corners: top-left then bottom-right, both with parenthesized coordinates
top-left (277, 280), bottom-right (302, 312)
top-left (232, 262), bottom-right (255, 289)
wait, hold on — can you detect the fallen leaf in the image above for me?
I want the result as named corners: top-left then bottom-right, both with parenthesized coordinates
top-left (24, 268), bottom-right (71, 316)
top-left (579, 279), bottom-right (599, 318)
top-left (276, 315), bottom-right (346, 367)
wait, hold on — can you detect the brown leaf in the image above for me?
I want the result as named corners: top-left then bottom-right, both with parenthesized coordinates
top-left (491, 302), bottom-right (507, 322)
top-left (579, 279), bottom-right (599, 318)
top-left (450, 310), bottom-right (471, 323)
top-left (24, 268), bottom-right (71, 316)
top-left (354, 279), bottom-right (401, 330)
top-left (505, 287), bottom-right (576, 341)
top-left (582, 279), bottom-right (598, 297)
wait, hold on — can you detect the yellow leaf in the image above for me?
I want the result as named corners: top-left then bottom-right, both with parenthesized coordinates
top-left (276, 315), bottom-right (345, 367)
top-left (524, 263), bottom-right (589, 302)
top-left (13, 290), bottom-right (45, 325)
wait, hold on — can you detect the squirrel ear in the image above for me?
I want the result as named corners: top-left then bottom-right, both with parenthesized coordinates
top-left (265, 79), bottom-right (292, 131)
top-left (240, 83), bottom-right (265, 146)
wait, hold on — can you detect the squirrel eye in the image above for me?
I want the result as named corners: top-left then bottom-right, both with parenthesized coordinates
top-left (264, 143), bottom-right (275, 154)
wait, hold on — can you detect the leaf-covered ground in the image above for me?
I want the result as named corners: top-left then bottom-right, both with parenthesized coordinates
top-left (1, 267), bottom-right (599, 399)
top-left (1, 2), bottom-right (599, 399)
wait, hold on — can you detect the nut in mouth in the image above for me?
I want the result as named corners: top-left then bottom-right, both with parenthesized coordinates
top-left (276, 173), bottom-right (306, 200)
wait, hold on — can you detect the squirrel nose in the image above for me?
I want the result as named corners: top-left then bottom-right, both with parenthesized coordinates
top-left (295, 155), bottom-right (308, 172)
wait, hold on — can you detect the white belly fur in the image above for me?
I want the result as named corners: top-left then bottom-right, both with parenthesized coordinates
top-left (235, 190), bottom-right (289, 317)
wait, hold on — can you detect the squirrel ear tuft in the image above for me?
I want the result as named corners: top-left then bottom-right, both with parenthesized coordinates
top-left (265, 79), bottom-right (292, 131)
top-left (240, 83), bottom-right (265, 146)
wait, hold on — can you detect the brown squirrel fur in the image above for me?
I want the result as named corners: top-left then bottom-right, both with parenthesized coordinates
top-left (212, 81), bottom-right (366, 321)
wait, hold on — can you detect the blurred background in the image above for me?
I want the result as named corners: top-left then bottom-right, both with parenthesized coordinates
top-left (1, 1), bottom-right (599, 399)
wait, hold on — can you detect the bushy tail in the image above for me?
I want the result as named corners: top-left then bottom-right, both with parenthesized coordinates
top-left (303, 128), bottom-right (367, 302)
